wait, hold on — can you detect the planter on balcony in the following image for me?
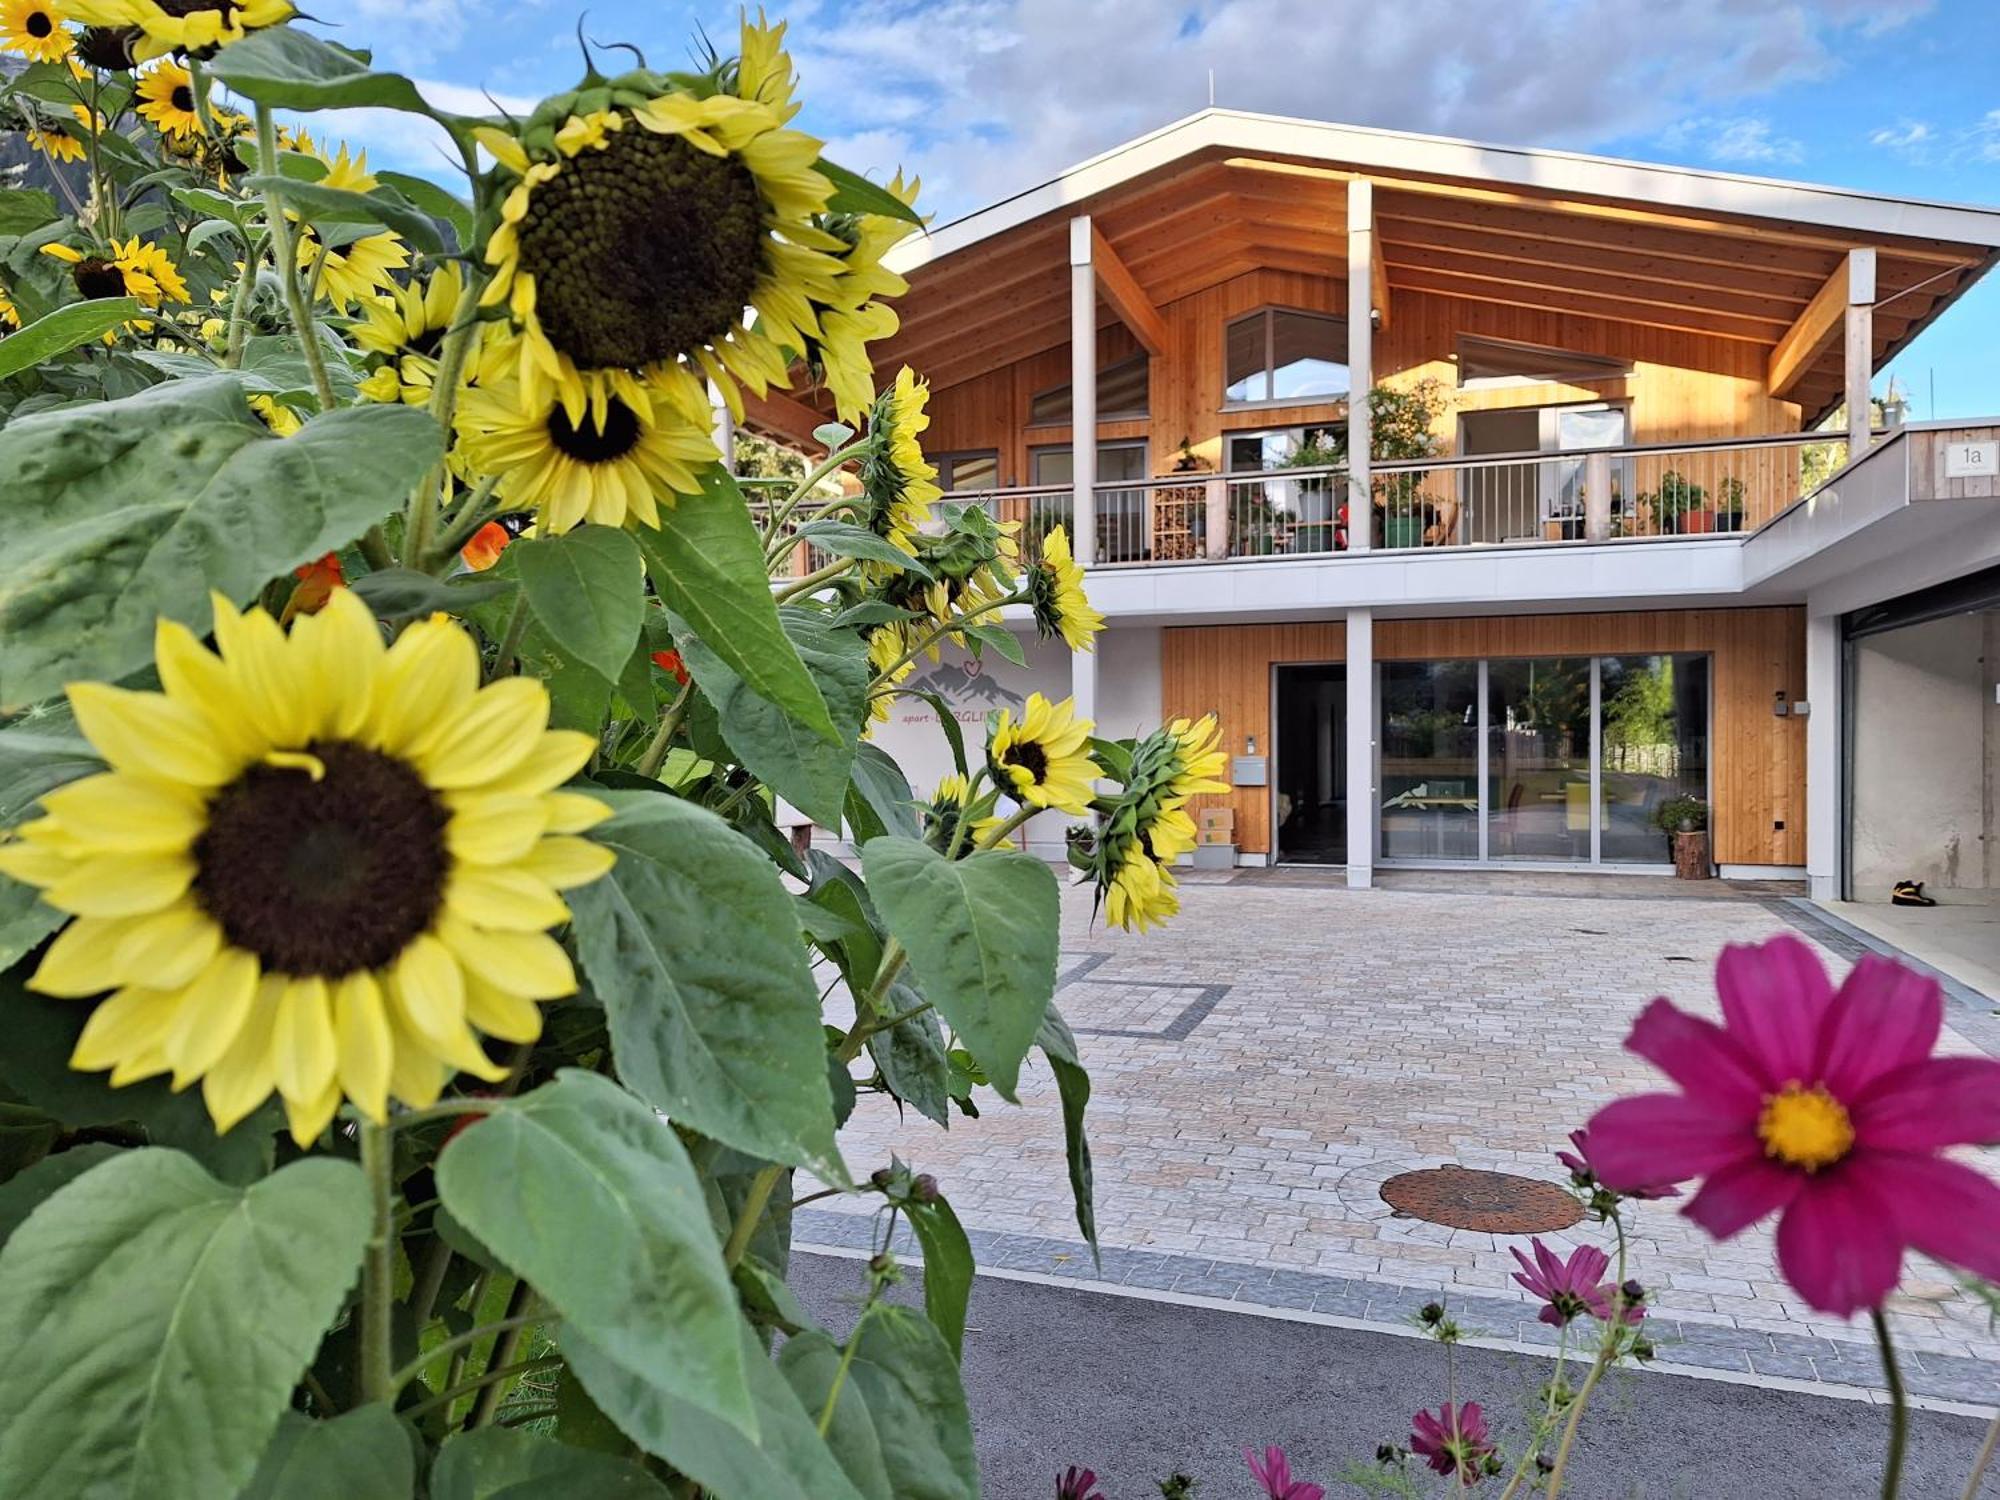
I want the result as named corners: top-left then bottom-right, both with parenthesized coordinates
top-left (1674, 509), bottom-right (1716, 535)
top-left (1383, 514), bottom-right (1424, 548)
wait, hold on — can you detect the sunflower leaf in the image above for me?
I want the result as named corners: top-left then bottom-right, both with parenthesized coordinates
top-left (905, 1194), bottom-right (974, 1360)
top-left (859, 836), bottom-right (1059, 1102)
top-left (0, 375), bottom-right (442, 706)
top-left (239, 175), bottom-right (448, 255)
top-left (350, 566), bottom-right (516, 619)
top-left (378, 171), bottom-right (473, 249)
top-left (631, 465), bottom-right (836, 744)
top-left (816, 161), bottom-right (925, 224)
top-left (436, 1071), bottom-right (755, 1439)
top-left (0, 1151), bottom-right (370, 1500)
top-left (0, 297), bottom-right (146, 382)
top-left (235, 1407), bottom-right (415, 1500)
top-left (0, 188), bottom-right (57, 237)
top-left (431, 1427), bottom-right (674, 1500)
top-left (567, 793), bottom-right (845, 1182)
top-left (1036, 1006), bottom-right (1099, 1260)
top-left (204, 28), bottom-right (441, 118)
top-left (514, 526), bottom-right (647, 687)
top-left (793, 520), bottom-right (933, 578)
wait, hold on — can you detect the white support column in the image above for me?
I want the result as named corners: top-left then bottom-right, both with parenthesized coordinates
top-left (1844, 249), bottom-right (1876, 459)
top-left (1805, 609), bottom-right (1843, 903)
top-left (1346, 181), bottom-right (1374, 553)
top-left (708, 379), bottom-right (736, 473)
top-left (1069, 216), bottom-right (1097, 566)
top-left (1345, 608), bottom-right (1375, 888)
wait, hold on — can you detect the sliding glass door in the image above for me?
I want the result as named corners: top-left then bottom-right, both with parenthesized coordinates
top-left (1378, 653), bottom-right (1710, 868)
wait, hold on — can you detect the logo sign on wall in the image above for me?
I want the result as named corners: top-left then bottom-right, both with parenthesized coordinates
top-left (904, 656), bottom-right (1025, 722)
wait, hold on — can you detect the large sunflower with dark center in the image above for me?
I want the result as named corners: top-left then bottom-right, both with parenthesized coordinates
top-left (513, 130), bottom-right (765, 372)
top-left (0, 590), bottom-right (616, 1146)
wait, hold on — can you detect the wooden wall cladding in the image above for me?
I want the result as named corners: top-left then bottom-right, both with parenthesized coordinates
top-left (1162, 607), bottom-right (1805, 866)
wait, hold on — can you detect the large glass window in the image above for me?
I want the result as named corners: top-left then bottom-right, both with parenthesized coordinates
top-left (1379, 661), bottom-right (1480, 860)
top-left (1486, 658), bottom-right (1593, 862)
top-left (1224, 309), bottom-right (1348, 406)
top-left (1599, 654), bottom-right (1711, 863)
top-left (1027, 353), bottom-right (1149, 425)
top-left (933, 451), bottom-right (998, 492)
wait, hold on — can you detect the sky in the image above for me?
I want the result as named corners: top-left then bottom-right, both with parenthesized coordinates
top-left (307, 0), bottom-right (2000, 416)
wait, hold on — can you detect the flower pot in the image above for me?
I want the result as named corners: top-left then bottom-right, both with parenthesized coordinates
top-left (1673, 829), bottom-right (1712, 879)
top-left (1383, 514), bottom-right (1424, 549)
top-left (1675, 510), bottom-right (1716, 535)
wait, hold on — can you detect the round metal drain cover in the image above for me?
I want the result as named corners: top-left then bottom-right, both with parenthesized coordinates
top-left (1380, 1166), bottom-right (1583, 1234)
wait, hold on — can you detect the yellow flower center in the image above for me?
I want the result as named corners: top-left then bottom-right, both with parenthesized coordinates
top-left (1757, 1083), bottom-right (1854, 1172)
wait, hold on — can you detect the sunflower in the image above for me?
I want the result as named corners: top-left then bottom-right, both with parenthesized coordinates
top-left (355, 263), bottom-right (469, 406)
top-left (1163, 714), bottom-right (1230, 800)
top-left (2, 0), bottom-right (72, 62)
top-left (248, 392), bottom-right (301, 435)
top-left (0, 590), bottom-right (615, 1146)
top-left (814, 174), bottom-right (922, 421)
top-left (294, 145), bottom-right (409, 312)
top-left (924, 773), bottom-right (1005, 854)
top-left (25, 107), bottom-right (88, 163)
top-left (41, 236), bottom-right (188, 324)
top-left (864, 624), bottom-right (913, 730)
top-left (859, 366), bottom-right (939, 566)
top-left (455, 375), bottom-right (718, 534)
top-left (988, 693), bottom-right (1097, 816)
top-left (476, 16), bottom-right (854, 455)
top-left (0, 291), bottom-right (19, 329)
top-left (63, 0), bottom-right (290, 60)
top-left (1027, 525), bottom-right (1103, 652)
top-left (1104, 845), bottom-right (1179, 932)
top-left (134, 57), bottom-right (198, 137)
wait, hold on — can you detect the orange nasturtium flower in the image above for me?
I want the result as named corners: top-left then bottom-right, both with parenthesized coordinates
top-left (461, 521), bottom-right (511, 572)
top-left (282, 553), bottom-right (343, 622)
top-left (651, 649), bottom-right (690, 686)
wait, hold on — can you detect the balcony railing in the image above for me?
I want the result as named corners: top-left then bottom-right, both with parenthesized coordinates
top-left (942, 431), bottom-right (1852, 568)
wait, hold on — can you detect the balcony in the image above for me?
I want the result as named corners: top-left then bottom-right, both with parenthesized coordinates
top-left (941, 430), bottom-right (1854, 570)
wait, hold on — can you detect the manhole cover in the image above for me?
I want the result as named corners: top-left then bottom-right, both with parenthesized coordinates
top-left (1380, 1166), bottom-right (1583, 1234)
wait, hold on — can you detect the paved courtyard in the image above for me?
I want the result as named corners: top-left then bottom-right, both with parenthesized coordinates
top-left (805, 870), bottom-right (2000, 1406)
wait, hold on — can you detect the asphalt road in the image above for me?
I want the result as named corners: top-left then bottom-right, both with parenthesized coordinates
top-left (794, 1251), bottom-right (1995, 1499)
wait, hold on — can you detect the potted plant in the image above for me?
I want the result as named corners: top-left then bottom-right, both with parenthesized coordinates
top-left (1279, 429), bottom-right (1347, 552)
top-left (1641, 470), bottom-right (1712, 534)
top-left (1653, 794), bottom-right (1712, 878)
top-left (1713, 475), bottom-right (1746, 533)
top-left (1369, 381), bottom-right (1451, 547)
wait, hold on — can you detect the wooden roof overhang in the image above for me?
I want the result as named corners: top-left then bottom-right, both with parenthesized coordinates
top-left (751, 111), bottom-right (2000, 441)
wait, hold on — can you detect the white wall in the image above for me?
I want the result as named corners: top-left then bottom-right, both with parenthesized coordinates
top-left (1849, 612), bottom-right (1990, 898)
top-left (1095, 624), bottom-right (1162, 740)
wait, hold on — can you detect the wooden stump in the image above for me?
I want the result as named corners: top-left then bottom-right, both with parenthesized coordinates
top-left (1673, 830), bottom-right (1713, 880)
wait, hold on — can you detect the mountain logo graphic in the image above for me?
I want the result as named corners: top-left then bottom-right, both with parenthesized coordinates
top-left (907, 658), bottom-right (1024, 710)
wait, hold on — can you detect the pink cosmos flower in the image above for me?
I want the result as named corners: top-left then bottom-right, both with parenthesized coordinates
top-left (1585, 934), bottom-right (2000, 1317)
top-left (1508, 1238), bottom-right (1641, 1326)
top-left (1557, 1126), bottom-right (1679, 1199)
top-left (1055, 1465), bottom-right (1103, 1500)
top-left (1244, 1445), bottom-right (1325, 1500)
top-left (1408, 1403), bottom-right (1494, 1486)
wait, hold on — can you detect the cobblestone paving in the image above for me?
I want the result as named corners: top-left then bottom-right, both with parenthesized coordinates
top-left (809, 875), bottom-right (2000, 1401)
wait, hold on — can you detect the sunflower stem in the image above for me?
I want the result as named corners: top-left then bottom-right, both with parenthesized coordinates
top-left (772, 555), bottom-right (855, 602)
top-left (761, 440), bottom-right (867, 554)
top-left (404, 284), bottom-right (489, 571)
top-left (723, 1164), bottom-right (786, 1269)
top-left (253, 105), bottom-right (339, 413)
top-left (357, 1119), bottom-right (397, 1407)
top-left (635, 681), bottom-right (696, 780)
top-left (390, 1308), bottom-right (551, 1395)
top-left (468, 1282), bottom-right (539, 1429)
top-left (221, 231), bottom-right (267, 371)
top-left (360, 525), bottom-right (396, 572)
top-left (1874, 1306), bottom-right (1910, 1500)
top-left (867, 593), bottom-right (1023, 688)
top-left (432, 474), bottom-right (503, 564)
top-left (488, 593), bottom-right (531, 682)
top-left (404, 1354), bottom-right (564, 1421)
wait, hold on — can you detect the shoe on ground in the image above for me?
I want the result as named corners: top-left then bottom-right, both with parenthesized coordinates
top-left (1891, 880), bottom-right (1938, 908)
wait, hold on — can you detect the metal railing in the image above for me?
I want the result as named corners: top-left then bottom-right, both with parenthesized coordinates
top-left (936, 431), bottom-right (1852, 567)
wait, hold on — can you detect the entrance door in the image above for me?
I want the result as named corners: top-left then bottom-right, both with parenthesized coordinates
top-left (1274, 664), bottom-right (1347, 863)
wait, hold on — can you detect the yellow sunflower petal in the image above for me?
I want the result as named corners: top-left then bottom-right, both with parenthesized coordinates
top-left (445, 794), bottom-right (550, 865)
top-left (385, 1003), bottom-right (447, 1109)
top-left (444, 864), bottom-right (570, 931)
top-left (543, 790), bottom-right (613, 834)
top-left (68, 682), bottom-right (239, 786)
top-left (111, 903), bottom-right (223, 990)
top-left (70, 985), bottom-right (180, 1074)
top-left (284, 1079), bottom-right (344, 1148)
top-left (332, 970), bottom-right (392, 1124)
top-left (202, 976), bottom-right (283, 1134)
top-left (417, 677), bottom-right (549, 789)
top-left (464, 971), bottom-right (544, 1044)
top-left (437, 917), bottom-right (576, 1000)
top-left (391, 931), bottom-right (465, 1049)
top-left (368, 612), bottom-right (479, 756)
top-left (162, 947), bottom-right (260, 1088)
top-left (271, 975), bottom-right (336, 1105)
top-left (46, 851), bottom-right (195, 917)
top-left (519, 834), bottom-right (617, 890)
top-left (39, 772), bottom-right (205, 854)
top-left (30, 914), bottom-right (141, 997)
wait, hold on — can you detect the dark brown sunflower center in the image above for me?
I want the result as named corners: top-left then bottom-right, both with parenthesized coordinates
top-left (27, 11), bottom-right (52, 37)
top-left (1003, 741), bottom-right (1049, 784)
top-left (192, 741), bottom-right (450, 977)
top-left (547, 398), bottom-right (642, 463)
top-left (171, 84), bottom-right (194, 113)
top-left (73, 259), bottom-right (127, 300)
top-left (76, 25), bottom-right (139, 70)
top-left (159, 0), bottom-right (243, 16)
top-left (406, 324), bottom-right (446, 360)
top-left (513, 127), bottom-right (766, 371)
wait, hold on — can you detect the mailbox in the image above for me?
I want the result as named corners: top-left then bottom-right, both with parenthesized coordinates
top-left (1230, 755), bottom-right (1266, 786)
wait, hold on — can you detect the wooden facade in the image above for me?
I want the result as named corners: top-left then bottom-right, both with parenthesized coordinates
top-left (1161, 607), bottom-right (1806, 867)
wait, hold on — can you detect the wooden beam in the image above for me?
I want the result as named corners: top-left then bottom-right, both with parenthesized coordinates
top-left (738, 382), bottom-right (836, 445)
top-left (1769, 250), bottom-right (1872, 400)
top-left (1384, 267), bottom-right (1780, 343)
top-left (1089, 223), bottom-right (1169, 354)
top-left (1380, 243), bottom-right (1797, 326)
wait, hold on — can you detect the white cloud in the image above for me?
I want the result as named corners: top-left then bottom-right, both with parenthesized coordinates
top-left (1868, 119), bottom-right (1933, 159)
top-left (772, 0), bottom-right (1928, 217)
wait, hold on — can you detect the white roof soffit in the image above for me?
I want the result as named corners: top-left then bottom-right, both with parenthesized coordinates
top-left (885, 108), bottom-right (2000, 275)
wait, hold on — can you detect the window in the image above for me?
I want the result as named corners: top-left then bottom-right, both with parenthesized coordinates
top-left (1226, 426), bottom-right (1345, 473)
top-left (933, 451), bottom-right (999, 492)
top-left (1223, 308), bottom-right (1348, 406)
top-left (1029, 442), bottom-right (1148, 486)
top-left (1457, 335), bottom-right (1632, 390)
top-left (1027, 353), bottom-right (1149, 425)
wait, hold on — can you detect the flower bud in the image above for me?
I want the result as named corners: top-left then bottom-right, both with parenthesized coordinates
top-left (913, 1173), bottom-right (940, 1203)
top-left (1419, 1302), bottom-right (1445, 1326)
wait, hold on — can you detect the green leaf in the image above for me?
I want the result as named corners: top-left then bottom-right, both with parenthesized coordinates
top-left (0, 1141), bottom-right (117, 1250)
top-left (434, 1070), bottom-right (753, 1436)
top-left (0, 875), bottom-right (62, 972)
top-left (237, 1407), bottom-right (415, 1500)
top-left (0, 726), bottom-right (101, 826)
top-left (672, 605), bottom-right (868, 827)
top-left (861, 837), bottom-right (1059, 1100)
top-left (378, 170), bottom-right (472, 248)
top-left (0, 1099), bottom-right (59, 1182)
top-left (204, 27), bottom-right (442, 117)
top-left (0, 298), bottom-right (145, 382)
top-left (845, 743), bottom-right (921, 845)
top-left (795, 519), bottom-right (933, 577)
top-left (900, 687), bottom-right (970, 779)
top-left (431, 1427), bottom-right (672, 1500)
top-left (0, 188), bottom-right (56, 236)
top-left (817, 160), bottom-right (925, 224)
top-left (568, 793), bottom-right (843, 1180)
top-left (959, 619), bottom-right (1026, 667)
top-left (778, 1306), bottom-right (977, 1500)
top-left (0, 972), bottom-right (279, 1184)
top-left (866, 992), bottom-right (951, 1127)
top-left (631, 465), bottom-right (835, 743)
top-left (1038, 1007), bottom-right (1098, 1258)
top-left (350, 566), bottom-right (516, 618)
top-left (240, 175), bottom-right (447, 254)
top-left (907, 1195), bottom-right (974, 1360)
top-left (0, 1151), bottom-right (370, 1500)
top-left (561, 1322), bottom-right (867, 1500)
top-left (514, 525), bottom-right (645, 686)
top-left (0, 377), bottom-right (442, 705)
